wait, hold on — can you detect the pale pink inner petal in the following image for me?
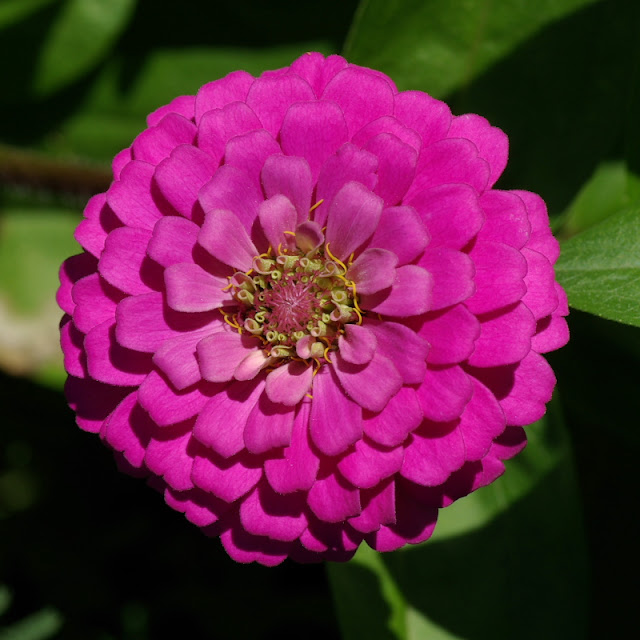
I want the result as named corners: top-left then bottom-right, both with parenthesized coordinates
top-left (258, 194), bottom-right (298, 252)
top-left (261, 155), bottom-right (313, 222)
top-left (197, 331), bottom-right (261, 383)
top-left (347, 248), bottom-right (398, 295)
top-left (164, 262), bottom-right (231, 313)
top-left (265, 360), bottom-right (314, 406)
top-left (309, 367), bottom-right (362, 456)
top-left (367, 205), bottom-right (429, 265)
top-left (198, 209), bottom-right (257, 271)
top-left (337, 324), bottom-right (377, 365)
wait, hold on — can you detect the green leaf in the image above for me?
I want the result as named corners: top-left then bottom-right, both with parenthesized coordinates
top-left (344, 0), bottom-right (601, 96)
top-left (556, 207), bottom-right (640, 327)
top-left (32, 0), bottom-right (136, 95)
top-left (560, 161), bottom-right (640, 237)
top-left (0, 205), bottom-right (80, 386)
top-left (328, 404), bottom-right (588, 640)
top-left (0, 607), bottom-right (63, 640)
top-left (0, 0), bottom-right (55, 28)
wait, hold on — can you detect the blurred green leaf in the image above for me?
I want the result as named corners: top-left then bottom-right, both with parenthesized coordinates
top-left (561, 162), bottom-right (640, 237)
top-left (0, 206), bottom-right (79, 385)
top-left (0, 0), bottom-right (55, 28)
top-left (0, 607), bottom-right (63, 640)
top-left (329, 405), bottom-right (588, 640)
top-left (556, 207), bottom-right (640, 327)
top-left (344, 0), bottom-right (601, 96)
top-left (32, 0), bottom-right (136, 95)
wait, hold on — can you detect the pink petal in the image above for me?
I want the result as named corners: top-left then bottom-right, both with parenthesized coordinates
top-left (106, 161), bottom-right (166, 230)
top-left (365, 319), bottom-right (429, 384)
top-left (417, 305), bottom-right (480, 365)
top-left (198, 209), bottom-right (257, 271)
top-left (191, 450), bottom-right (262, 502)
top-left (471, 351), bottom-right (556, 426)
top-left (322, 66), bottom-right (395, 137)
top-left (59, 253), bottom-right (97, 315)
top-left (289, 52), bottom-right (348, 97)
top-left (192, 378), bottom-right (264, 457)
top-left (478, 190), bottom-right (530, 249)
top-left (531, 315), bottom-right (569, 353)
top-left (153, 326), bottom-right (222, 390)
top-left (366, 488), bottom-right (437, 551)
top-left (98, 226), bottom-right (159, 295)
top-left (515, 190), bottom-right (560, 264)
top-left (408, 183), bottom-right (484, 250)
top-left (198, 165), bottom-right (263, 232)
top-left (458, 378), bottom-right (506, 461)
top-left (85, 319), bottom-right (151, 386)
top-left (264, 401), bottom-right (320, 493)
top-left (338, 438), bottom-right (403, 489)
top-left (65, 376), bottom-right (130, 434)
top-left (449, 114), bottom-right (508, 188)
top-left (219, 518), bottom-right (288, 567)
top-left (234, 349), bottom-right (272, 381)
top-left (243, 392), bottom-right (295, 454)
top-left (147, 95), bottom-right (195, 127)
top-left (265, 360), bottom-right (313, 406)
top-left (74, 193), bottom-right (120, 258)
top-left (325, 182), bottom-right (383, 261)
top-left (71, 273), bottom-right (122, 334)
top-left (279, 100), bottom-right (348, 182)
top-left (367, 205), bottom-right (429, 265)
top-left (258, 194), bottom-right (298, 252)
top-left (239, 483), bottom-right (307, 542)
top-left (465, 240), bottom-right (528, 314)
top-left (197, 101), bottom-right (262, 164)
top-left (334, 350), bottom-right (403, 413)
top-left (338, 324), bottom-right (377, 365)
top-left (352, 115), bottom-right (422, 153)
top-left (194, 70), bottom-right (255, 123)
top-left (132, 113), bottom-right (196, 166)
top-left (314, 143), bottom-right (378, 226)
top-left (418, 248), bottom-right (475, 310)
top-left (223, 129), bottom-right (281, 192)
top-left (362, 387), bottom-right (423, 447)
top-left (295, 220), bottom-right (324, 253)
top-left (154, 144), bottom-right (217, 220)
top-left (145, 426), bottom-right (197, 491)
top-left (164, 486), bottom-right (230, 527)
top-left (394, 90), bottom-right (452, 147)
top-left (309, 366), bottom-right (362, 456)
top-left (416, 365), bottom-right (473, 422)
top-left (111, 147), bottom-right (132, 178)
top-left (246, 73), bottom-right (315, 136)
top-left (197, 331), bottom-right (261, 383)
top-left (467, 302), bottom-right (535, 368)
top-left (115, 291), bottom-right (217, 353)
top-left (521, 248), bottom-right (559, 319)
top-left (406, 138), bottom-right (490, 200)
top-left (307, 472), bottom-right (361, 523)
top-left (147, 216), bottom-right (199, 268)
top-left (261, 155), bottom-right (313, 222)
top-left (60, 316), bottom-right (86, 378)
top-left (164, 263), bottom-right (231, 312)
top-left (348, 480), bottom-right (396, 533)
top-left (359, 265), bottom-right (433, 317)
top-left (138, 370), bottom-right (213, 426)
top-left (401, 421), bottom-right (466, 486)
top-left (101, 392), bottom-right (152, 469)
top-left (347, 248), bottom-right (398, 295)
top-left (365, 133), bottom-right (418, 205)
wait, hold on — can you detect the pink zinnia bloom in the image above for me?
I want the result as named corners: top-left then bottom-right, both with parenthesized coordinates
top-left (58, 52), bottom-right (569, 566)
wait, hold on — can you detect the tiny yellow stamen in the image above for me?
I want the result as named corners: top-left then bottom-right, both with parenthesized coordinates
top-left (324, 242), bottom-right (348, 275)
top-left (323, 345), bottom-right (333, 363)
top-left (283, 230), bottom-right (296, 236)
top-left (309, 199), bottom-right (325, 214)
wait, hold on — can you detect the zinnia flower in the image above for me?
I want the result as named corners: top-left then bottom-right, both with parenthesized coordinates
top-left (58, 52), bottom-right (569, 565)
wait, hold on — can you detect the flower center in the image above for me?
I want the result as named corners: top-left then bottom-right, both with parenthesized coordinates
top-left (224, 243), bottom-right (362, 362)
